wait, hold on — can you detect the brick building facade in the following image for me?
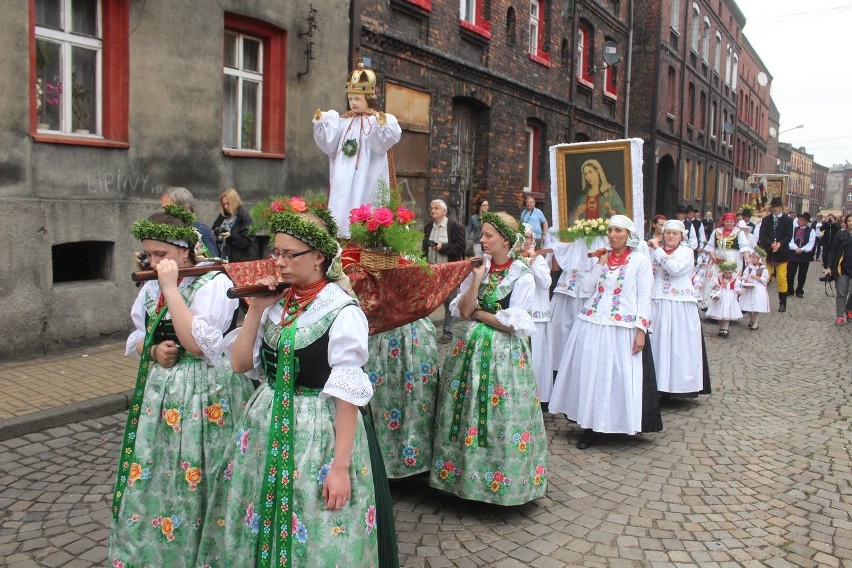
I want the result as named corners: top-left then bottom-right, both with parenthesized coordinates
top-left (356, 0), bottom-right (629, 222)
top-left (629, 0), bottom-right (747, 220)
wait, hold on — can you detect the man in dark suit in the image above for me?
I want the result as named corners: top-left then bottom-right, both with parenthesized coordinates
top-left (787, 212), bottom-right (817, 298)
top-left (423, 199), bottom-right (466, 343)
top-left (757, 197), bottom-right (795, 312)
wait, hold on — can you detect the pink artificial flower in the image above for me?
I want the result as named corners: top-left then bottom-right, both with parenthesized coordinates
top-left (271, 200), bottom-right (286, 212)
top-left (350, 204), bottom-right (373, 223)
top-left (289, 197), bottom-right (307, 212)
top-left (366, 219), bottom-right (380, 232)
top-left (373, 207), bottom-right (394, 227)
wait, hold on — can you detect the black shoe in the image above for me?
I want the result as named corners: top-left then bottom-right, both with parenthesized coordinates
top-left (576, 429), bottom-right (596, 449)
top-left (438, 333), bottom-right (453, 344)
top-left (778, 303), bottom-right (786, 312)
top-left (795, 291), bottom-right (804, 298)
top-left (540, 402), bottom-right (549, 413)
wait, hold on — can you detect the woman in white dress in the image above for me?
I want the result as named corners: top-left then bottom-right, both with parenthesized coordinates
top-left (550, 216), bottom-right (662, 449)
top-left (313, 63), bottom-right (401, 236)
top-left (520, 224), bottom-right (552, 407)
top-left (647, 220), bottom-right (710, 398)
top-left (701, 212), bottom-right (751, 305)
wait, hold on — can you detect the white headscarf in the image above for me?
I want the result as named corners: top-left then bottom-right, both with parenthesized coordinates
top-left (608, 215), bottom-right (641, 249)
top-left (662, 219), bottom-right (688, 242)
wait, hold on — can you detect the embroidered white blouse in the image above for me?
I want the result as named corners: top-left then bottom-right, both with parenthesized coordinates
top-left (650, 245), bottom-right (699, 302)
top-left (578, 250), bottom-right (653, 332)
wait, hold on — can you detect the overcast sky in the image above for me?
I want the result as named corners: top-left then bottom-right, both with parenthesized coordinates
top-left (735, 0), bottom-right (852, 167)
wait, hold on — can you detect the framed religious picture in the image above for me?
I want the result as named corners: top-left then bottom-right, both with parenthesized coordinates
top-left (549, 138), bottom-right (644, 234)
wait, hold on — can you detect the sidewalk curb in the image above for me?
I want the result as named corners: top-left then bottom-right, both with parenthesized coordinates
top-left (0, 390), bottom-right (133, 442)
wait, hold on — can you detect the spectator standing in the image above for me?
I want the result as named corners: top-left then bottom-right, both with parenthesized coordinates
top-left (212, 188), bottom-right (257, 262)
top-left (159, 186), bottom-right (218, 257)
top-left (520, 194), bottom-right (549, 248)
top-left (685, 205), bottom-right (707, 250)
top-left (787, 212), bottom-right (817, 298)
top-left (466, 198), bottom-right (489, 257)
top-left (702, 210), bottom-right (715, 239)
top-left (645, 214), bottom-right (666, 241)
top-left (821, 215), bottom-right (840, 269)
top-left (674, 206), bottom-right (699, 251)
top-left (825, 214), bottom-right (852, 326)
top-left (423, 199), bottom-right (466, 344)
top-left (813, 214), bottom-right (824, 261)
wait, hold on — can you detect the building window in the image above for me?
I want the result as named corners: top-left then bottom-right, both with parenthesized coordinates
top-left (702, 18), bottom-right (710, 62)
top-left (506, 7), bottom-right (516, 46)
top-left (714, 32), bottom-right (721, 75)
top-left (696, 161), bottom-right (703, 199)
top-left (710, 101), bottom-right (717, 137)
top-left (223, 13), bottom-right (286, 157)
top-left (690, 3), bottom-right (700, 54)
top-left (731, 53), bottom-right (739, 91)
top-left (667, 66), bottom-right (677, 114)
top-left (683, 159), bottom-right (692, 200)
top-left (699, 91), bottom-right (706, 131)
top-left (460, 0), bottom-right (491, 38)
top-left (529, 0), bottom-right (540, 54)
top-left (52, 241), bottom-right (114, 284)
top-left (577, 22), bottom-right (593, 86)
top-left (604, 62), bottom-right (617, 98)
top-left (725, 43), bottom-right (732, 85)
top-left (528, 0), bottom-right (550, 64)
top-left (671, 0), bottom-right (681, 34)
top-left (32, 0), bottom-right (129, 144)
top-left (687, 82), bottom-right (695, 126)
top-left (523, 124), bottom-right (541, 192)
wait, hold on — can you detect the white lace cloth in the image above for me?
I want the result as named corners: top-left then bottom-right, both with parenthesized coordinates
top-left (125, 273), bottom-right (238, 365)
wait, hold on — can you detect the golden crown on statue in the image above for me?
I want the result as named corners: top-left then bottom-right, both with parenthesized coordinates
top-left (346, 62), bottom-right (376, 94)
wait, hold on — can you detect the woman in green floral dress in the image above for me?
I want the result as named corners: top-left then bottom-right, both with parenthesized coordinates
top-left (366, 317), bottom-right (438, 478)
top-left (109, 206), bottom-right (252, 567)
top-left (429, 212), bottom-right (548, 505)
top-left (196, 198), bottom-right (382, 568)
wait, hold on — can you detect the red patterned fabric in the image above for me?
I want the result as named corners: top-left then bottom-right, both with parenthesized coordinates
top-left (222, 258), bottom-right (279, 286)
top-left (346, 260), bottom-right (475, 335)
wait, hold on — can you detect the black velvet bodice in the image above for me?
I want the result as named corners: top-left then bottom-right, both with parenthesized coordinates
top-left (260, 330), bottom-right (332, 389)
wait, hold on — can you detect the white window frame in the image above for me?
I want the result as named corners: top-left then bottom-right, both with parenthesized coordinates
top-left (529, 0), bottom-right (540, 55)
top-left (671, 0), bottom-right (681, 34)
top-left (725, 43), bottom-right (732, 85)
top-left (460, 0), bottom-right (477, 23)
top-left (223, 31), bottom-right (264, 151)
top-left (713, 32), bottom-right (722, 74)
top-left (731, 53), bottom-right (739, 91)
top-left (702, 18), bottom-right (710, 62)
top-left (524, 127), bottom-right (535, 192)
top-left (690, 3), bottom-right (700, 53)
top-left (35, 0), bottom-right (103, 136)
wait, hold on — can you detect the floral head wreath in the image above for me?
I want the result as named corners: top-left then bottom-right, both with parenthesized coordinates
top-left (719, 261), bottom-right (739, 272)
top-left (481, 212), bottom-right (524, 258)
top-left (252, 194), bottom-right (347, 283)
top-left (131, 204), bottom-right (198, 248)
top-left (752, 246), bottom-right (767, 259)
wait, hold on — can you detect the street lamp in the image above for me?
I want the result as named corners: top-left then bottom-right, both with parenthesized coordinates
top-left (778, 124), bottom-right (804, 136)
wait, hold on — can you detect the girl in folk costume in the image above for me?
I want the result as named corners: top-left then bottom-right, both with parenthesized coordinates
top-left (313, 63), bottom-right (402, 237)
top-left (647, 220), bottom-right (711, 398)
top-left (550, 216), bottom-right (663, 450)
top-left (364, 316), bottom-right (439, 478)
top-left (701, 212), bottom-right (751, 305)
top-left (520, 223), bottom-right (553, 408)
top-left (739, 247), bottom-right (771, 330)
top-left (430, 212), bottom-right (548, 505)
top-left (197, 199), bottom-right (388, 568)
top-left (109, 206), bottom-right (252, 567)
top-left (706, 261), bottom-right (744, 338)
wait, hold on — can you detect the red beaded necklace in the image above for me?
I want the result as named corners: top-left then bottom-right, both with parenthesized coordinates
top-left (607, 249), bottom-right (631, 270)
top-left (489, 257), bottom-right (513, 274)
top-left (155, 278), bottom-right (184, 314)
top-left (279, 278), bottom-right (329, 326)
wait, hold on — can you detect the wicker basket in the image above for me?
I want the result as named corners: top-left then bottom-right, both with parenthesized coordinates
top-left (360, 249), bottom-right (401, 270)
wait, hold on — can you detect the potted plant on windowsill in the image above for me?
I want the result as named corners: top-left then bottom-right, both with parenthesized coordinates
top-left (71, 80), bottom-right (92, 134)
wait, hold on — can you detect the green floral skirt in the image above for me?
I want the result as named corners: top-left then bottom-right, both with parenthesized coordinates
top-left (429, 321), bottom-right (548, 506)
top-left (196, 385), bottom-right (379, 568)
top-left (366, 318), bottom-right (439, 478)
top-left (109, 357), bottom-right (253, 568)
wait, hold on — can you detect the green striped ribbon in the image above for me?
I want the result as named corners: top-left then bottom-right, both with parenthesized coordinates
top-left (257, 322), bottom-right (297, 568)
top-left (111, 306), bottom-right (168, 520)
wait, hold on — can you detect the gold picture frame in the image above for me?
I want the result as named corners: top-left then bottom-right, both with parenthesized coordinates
top-left (553, 140), bottom-right (633, 230)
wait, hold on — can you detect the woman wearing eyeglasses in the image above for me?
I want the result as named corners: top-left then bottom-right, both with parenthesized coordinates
top-left (197, 196), bottom-right (385, 567)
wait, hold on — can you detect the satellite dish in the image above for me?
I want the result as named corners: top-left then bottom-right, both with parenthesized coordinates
top-left (769, 126), bottom-right (777, 137)
top-left (603, 40), bottom-right (620, 66)
top-left (723, 122), bottom-right (735, 134)
top-left (757, 72), bottom-right (768, 87)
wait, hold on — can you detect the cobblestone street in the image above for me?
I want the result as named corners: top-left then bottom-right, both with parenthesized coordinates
top-left (1, 277), bottom-right (850, 567)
